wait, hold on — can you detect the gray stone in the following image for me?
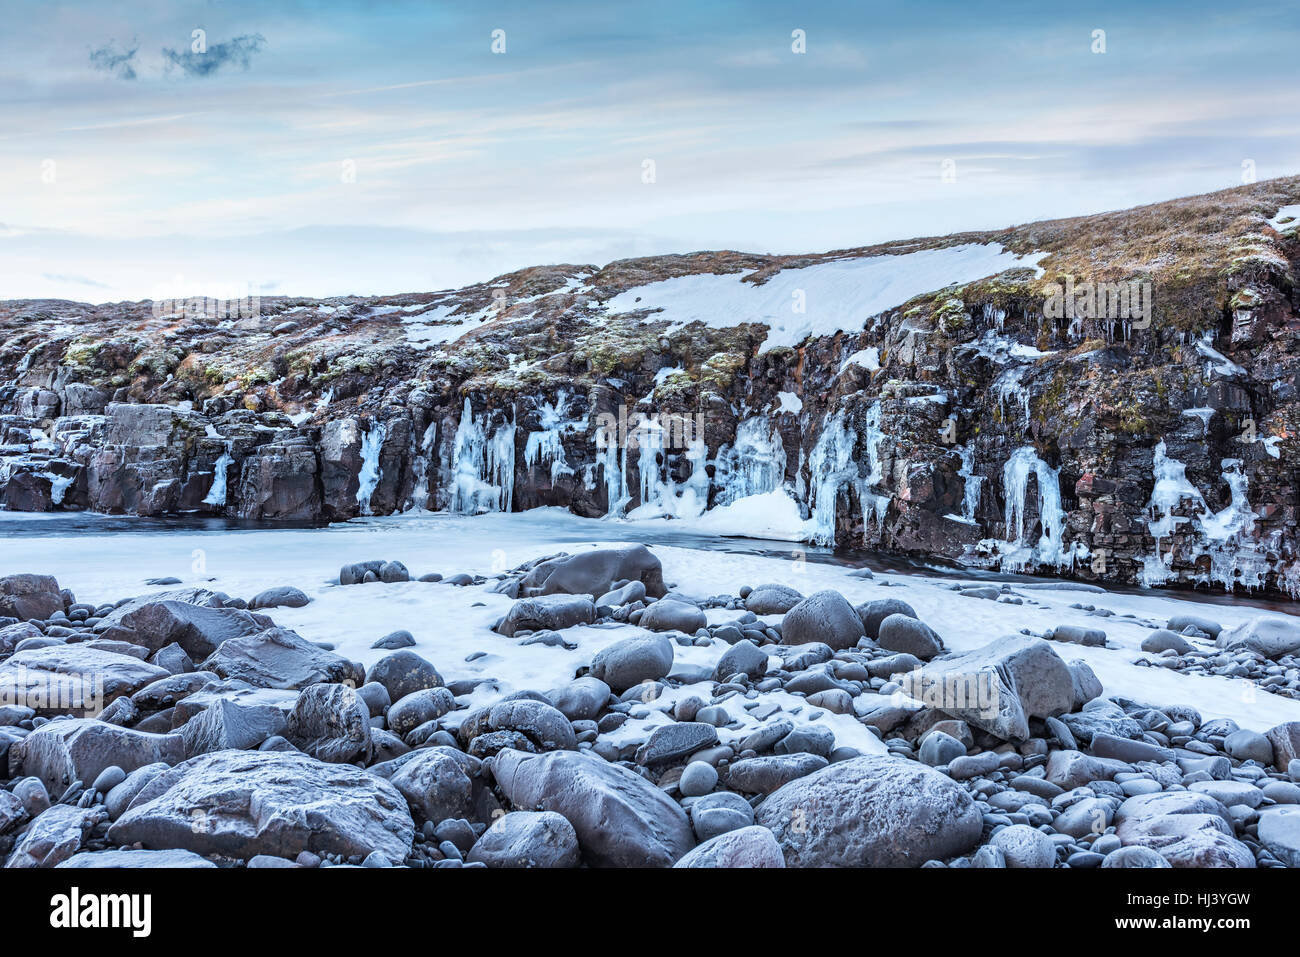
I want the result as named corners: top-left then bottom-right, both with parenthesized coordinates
top-left (365, 650), bottom-right (443, 702)
top-left (726, 753), bottom-right (829, 793)
top-left (387, 687), bottom-right (456, 737)
top-left (1257, 805), bottom-right (1300, 867)
top-left (1047, 624), bottom-right (1107, 647)
top-left (589, 634), bottom-right (673, 692)
top-left (899, 635), bottom-right (1074, 741)
top-left (58, 849), bottom-right (216, 868)
top-left (1218, 616), bottom-right (1300, 659)
top-left (755, 755), bottom-right (982, 867)
top-left (673, 825), bottom-right (784, 868)
top-left (678, 761), bottom-right (719, 797)
top-left (856, 598), bottom-right (917, 639)
top-left (202, 627), bottom-right (361, 690)
top-left (744, 584), bottom-right (804, 615)
top-left (284, 683), bottom-right (372, 763)
top-left (120, 600), bottom-right (270, 658)
top-left (876, 614), bottom-right (943, 659)
top-left (639, 599), bottom-right (707, 633)
top-left (11, 718), bottom-right (184, 796)
top-left (781, 591), bottom-right (864, 651)
top-left (1101, 846), bottom-right (1172, 868)
top-left (6, 805), bottom-right (106, 868)
top-left (466, 811), bottom-right (580, 868)
top-left (491, 748), bottom-right (694, 867)
top-left (249, 586), bottom-right (311, 610)
top-left (180, 694), bottom-right (291, 756)
top-left (105, 763), bottom-right (169, 819)
top-left (714, 639), bottom-right (769, 681)
top-left (0, 645), bottom-right (170, 716)
top-left (990, 823), bottom-right (1056, 868)
top-left (371, 630), bottom-right (416, 650)
top-left (458, 699), bottom-right (577, 752)
top-left (0, 573), bottom-right (63, 621)
top-left (108, 750), bottom-right (414, 861)
top-left (1140, 629), bottom-right (1193, 655)
top-left (496, 594), bottom-right (596, 637)
top-left (1113, 790), bottom-right (1254, 868)
top-left (918, 730), bottom-right (966, 767)
top-left (389, 747), bottom-right (488, 823)
top-left (520, 546), bottom-right (666, 600)
top-left (635, 722), bottom-right (718, 766)
top-left (548, 676), bottom-right (610, 721)
top-left (1224, 729), bottom-right (1273, 765)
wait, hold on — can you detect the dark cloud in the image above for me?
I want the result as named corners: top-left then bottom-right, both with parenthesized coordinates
top-left (89, 39), bottom-right (139, 80)
top-left (162, 33), bottom-right (266, 77)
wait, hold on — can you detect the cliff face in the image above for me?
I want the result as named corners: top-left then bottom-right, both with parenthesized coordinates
top-left (3, 178), bottom-right (1300, 596)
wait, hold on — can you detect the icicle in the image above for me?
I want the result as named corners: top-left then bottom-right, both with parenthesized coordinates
top-left (202, 442), bottom-right (234, 507)
top-left (1000, 446), bottom-right (1079, 571)
top-left (715, 416), bottom-right (786, 506)
top-left (356, 422), bottom-right (387, 515)
top-left (523, 394), bottom-right (576, 484)
top-left (407, 421), bottom-right (437, 511)
top-left (448, 399), bottom-right (516, 514)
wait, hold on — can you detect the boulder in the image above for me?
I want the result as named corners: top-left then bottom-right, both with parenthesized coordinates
top-left (520, 546), bottom-right (666, 599)
top-left (466, 811), bottom-right (580, 868)
top-left (547, 677), bottom-right (611, 721)
top-left (898, 635), bottom-right (1074, 741)
top-left (491, 748), bottom-right (694, 867)
top-left (458, 699), bottom-right (577, 753)
top-left (119, 600), bottom-right (271, 658)
top-left (6, 805), bottom-right (106, 868)
top-left (10, 718), bottom-right (184, 796)
top-left (1114, 791), bottom-right (1254, 868)
top-left (107, 750), bottom-right (413, 861)
top-left (57, 849), bottom-right (216, 868)
top-left (1217, 616), bottom-right (1300, 659)
top-left (0, 646), bottom-right (170, 716)
top-left (856, 598), bottom-right (917, 639)
top-left (388, 747), bottom-right (489, 823)
top-left (673, 825), bottom-right (785, 868)
top-left (588, 634), bottom-right (673, 692)
top-left (386, 687), bottom-right (456, 737)
top-left (248, 586), bottom-right (311, 610)
top-left (1140, 629), bottom-right (1193, 655)
top-left (743, 584), bottom-right (804, 615)
top-left (496, 594), bottom-right (597, 637)
top-left (754, 755), bottom-right (982, 867)
top-left (1266, 722), bottom-right (1300, 770)
top-left (0, 573), bottom-right (63, 621)
top-left (780, 590), bottom-right (864, 651)
top-left (714, 639), bottom-right (769, 680)
top-left (1257, 805), bottom-right (1300, 867)
top-left (202, 627), bottom-right (361, 690)
top-left (284, 683), bottom-right (372, 763)
top-left (634, 722), bottom-right (718, 767)
top-left (725, 754), bottom-right (829, 794)
top-left (638, 599), bottom-right (707, 633)
top-left (364, 650), bottom-right (443, 702)
top-left (876, 614), bottom-right (943, 659)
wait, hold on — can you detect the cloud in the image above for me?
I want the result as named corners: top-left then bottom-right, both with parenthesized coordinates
top-left (161, 33), bottom-right (266, 78)
top-left (88, 39), bottom-right (139, 80)
top-left (41, 272), bottom-right (111, 289)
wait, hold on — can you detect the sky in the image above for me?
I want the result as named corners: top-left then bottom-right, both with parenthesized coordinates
top-left (2, 0), bottom-right (1299, 303)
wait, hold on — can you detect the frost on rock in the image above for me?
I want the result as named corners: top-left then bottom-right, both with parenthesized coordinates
top-left (448, 399), bottom-right (516, 515)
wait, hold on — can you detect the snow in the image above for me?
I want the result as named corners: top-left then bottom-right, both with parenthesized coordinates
top-left (604, 244), bottom-right (1047, 352)
top-left (6, 508), bottom-right (1300, 735)
top-left (776, 391), bottom-right (802, 414)
top-left (840, 347), bottom-right (880, 373)
top-left (1268, 204), bottom-right (1300, 234)
top-left (1196, 333), bottom-right (1246, 378)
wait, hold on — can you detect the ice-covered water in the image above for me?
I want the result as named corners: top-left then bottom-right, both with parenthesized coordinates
top-left (4, 508), bottom-right (1300, 737)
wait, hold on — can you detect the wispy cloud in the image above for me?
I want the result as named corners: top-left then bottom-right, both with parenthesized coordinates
top-left (88, 39), bottom-right (138, 80)
top-left (161, 33), bottom-right (266, 78)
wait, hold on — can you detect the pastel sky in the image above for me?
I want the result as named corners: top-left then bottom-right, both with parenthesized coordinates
top-left (3, 0), bottom-right (1299, 303)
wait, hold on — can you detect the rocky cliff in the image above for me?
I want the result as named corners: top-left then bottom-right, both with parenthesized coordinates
top-left (4, 178), bottom-right (1300, 597)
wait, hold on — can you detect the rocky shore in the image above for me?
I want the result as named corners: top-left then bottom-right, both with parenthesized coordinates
top-left (3, 545), bottom-right (1300, 869)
